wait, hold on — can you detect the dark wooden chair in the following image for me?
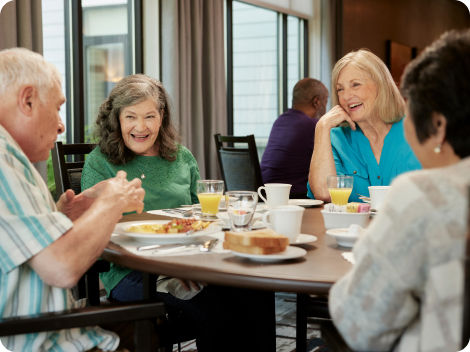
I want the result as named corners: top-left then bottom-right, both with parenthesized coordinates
top-left (214, 134), bottom-right (263, 192)
top-left (51, 141), bottom-right (96, 196)
top-left (51, 141), bottom-right (104, 304)
top-left (0, 301), bottom-right (167, 351)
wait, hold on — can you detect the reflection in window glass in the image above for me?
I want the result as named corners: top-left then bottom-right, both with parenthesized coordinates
top-left (82, 0), bottom-right (131, 141)
top-left (287, 16), bottom-right (300, 108)
top-left (42, 0), bottom-right (67, 141)
top-left (232, 1), bottom-right (278, 155)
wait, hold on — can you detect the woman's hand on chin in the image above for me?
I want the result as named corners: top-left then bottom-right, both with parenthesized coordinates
top-left (318, 105), bottom-right (356, 130)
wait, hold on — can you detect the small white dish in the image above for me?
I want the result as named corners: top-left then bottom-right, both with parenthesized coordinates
top-left (326, 227), bottom-right (363, 248)
top-left (321, 209), bottom-right (370, 230)
top-left (114, 220), bottom-right (221, 244)
top-left (288, 199), bottom-right (324, 207)
top-left (291, 234), bottom-right (318, 245)
top-left (230, 246), bottom-right (307, 262)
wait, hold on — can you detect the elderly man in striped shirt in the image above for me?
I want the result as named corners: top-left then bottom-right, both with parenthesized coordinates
top-left (0, 48), bottom-right (145, 351)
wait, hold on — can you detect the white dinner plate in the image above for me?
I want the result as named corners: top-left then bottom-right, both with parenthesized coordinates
top-left (114, 220), bottom-right (222, 244)
top-left (291, 234), bottom-right (318, 245)
top-left (288, 199), bottom-right (324, 207)
top-left (230, 246), bottom-right (307, 262)
top-left (326, 228), bottom-right (361, 248)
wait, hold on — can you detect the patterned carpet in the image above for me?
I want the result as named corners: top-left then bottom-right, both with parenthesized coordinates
top-left (173, 292), bottom-right (324, 352)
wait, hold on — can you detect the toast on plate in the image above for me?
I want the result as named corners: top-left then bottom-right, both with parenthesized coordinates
top-left (223, 229), bottom-right (289, 254)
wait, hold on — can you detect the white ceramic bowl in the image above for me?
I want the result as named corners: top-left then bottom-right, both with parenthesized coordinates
top-left (326, 227), bottom-right (363, 248)
top-left (321, 210), bottom-right (370, 230)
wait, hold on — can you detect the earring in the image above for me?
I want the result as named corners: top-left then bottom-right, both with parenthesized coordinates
top-left (434, 144), bottom-right (441, 154)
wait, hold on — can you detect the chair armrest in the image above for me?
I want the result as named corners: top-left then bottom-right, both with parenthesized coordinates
top-left (0, 301), bottom-right (165, 336)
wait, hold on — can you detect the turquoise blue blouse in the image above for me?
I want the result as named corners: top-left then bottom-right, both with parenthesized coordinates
top-left (307, 119), bottom-right (421, 202)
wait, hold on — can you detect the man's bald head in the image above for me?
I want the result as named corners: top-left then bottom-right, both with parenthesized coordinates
top-left (292, 78), bottom-right (328, 119)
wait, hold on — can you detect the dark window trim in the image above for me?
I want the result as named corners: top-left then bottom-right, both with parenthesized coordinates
top-left (303, 18), bottom-right (309, 77)
top-left (226, 0), bottom-right (234, 135)
top-left (132, 0), bottom-right (143, 73)
top-left (281, 13), bottom-right (288, 114)
top-left (65, 0), bottom-right (84, 144)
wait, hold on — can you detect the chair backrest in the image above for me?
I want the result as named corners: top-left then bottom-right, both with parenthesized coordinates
top-left (214, 134), bottom-right (263, 192)
top-left (462, 186), bottom-right (470, 349)
top-left (51, 141), bottom-right (96, 195)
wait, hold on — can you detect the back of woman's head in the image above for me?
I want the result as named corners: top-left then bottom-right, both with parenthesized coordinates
top-left (331, 49), bottom-right (404, 123)
top-left (401, 29), bottom-right (470, 158)
top-left (96, 74), bottom-right (178, 164)
top-left (0, 48), bottom-right (61, 102)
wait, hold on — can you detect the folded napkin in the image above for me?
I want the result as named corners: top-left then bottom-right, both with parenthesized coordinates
top-left (342, 252), bottom-right (355, 264)
top-left (110, 231), bottom-right (229, 257)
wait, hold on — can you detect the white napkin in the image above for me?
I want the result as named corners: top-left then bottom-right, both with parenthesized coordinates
top-left (110, 231), bottom-right (229, 257)
top-left (342, 252), bottom-right (355, 264)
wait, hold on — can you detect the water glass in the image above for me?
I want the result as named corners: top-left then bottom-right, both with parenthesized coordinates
top-left (197, 180), bottom-right (224, 218)
top-left (225, 191), bottom-right (258, 231)
top-left (327, 175), bottom-right (353, 205)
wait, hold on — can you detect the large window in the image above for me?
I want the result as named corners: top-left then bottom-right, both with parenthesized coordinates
top-left (82, 0), bottom-right (133, 141)
top-left (228, 1), bottom-right (307, 156)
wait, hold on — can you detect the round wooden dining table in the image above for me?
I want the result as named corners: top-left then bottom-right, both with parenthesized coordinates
top-left (103, 207), bottom-right (353, 295)
top-left (102, 206), bottom-right (354, 352)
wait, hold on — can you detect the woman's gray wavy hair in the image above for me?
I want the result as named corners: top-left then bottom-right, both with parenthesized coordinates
top-left (0, 48), bottom-right (61, 103)
top-left (96, 74), bottom-right (179, 164)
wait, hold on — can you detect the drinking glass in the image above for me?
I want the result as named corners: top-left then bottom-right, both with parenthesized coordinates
top-left (225, 191), bottom-right (258, 231)
top-left (327, 175), bottom-right (353, 205)
top-left (197, 180), bottom-right (224, 218)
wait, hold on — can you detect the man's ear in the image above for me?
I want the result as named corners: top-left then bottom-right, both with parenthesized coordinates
top-left (17, 85), bottom-right (36, 116)
top-left (312, 96), bottom-right (320, 109)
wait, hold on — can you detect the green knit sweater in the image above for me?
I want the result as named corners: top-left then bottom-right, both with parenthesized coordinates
top-left (81, 145), bottom-right (200, 295)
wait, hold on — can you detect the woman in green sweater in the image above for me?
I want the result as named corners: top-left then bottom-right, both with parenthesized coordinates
top-left (81, 75), bottom-right (273, 351)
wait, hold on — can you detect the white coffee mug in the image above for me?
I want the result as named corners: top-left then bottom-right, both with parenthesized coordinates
top-left (262, 205), bottom-right (305, 242)
top-left (257, 183), bottom-right (291, 209)
top-left (368, 186), bottom-right (391, 211)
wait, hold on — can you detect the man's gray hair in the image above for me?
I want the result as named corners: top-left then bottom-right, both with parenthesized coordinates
top-left (0, 47), bottom-right (61, 102)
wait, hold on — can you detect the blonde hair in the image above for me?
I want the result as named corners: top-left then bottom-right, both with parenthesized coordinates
top-left (0, 48), bottom-right (61, 103)
top-left (331, 49), bottom-right (404, 123)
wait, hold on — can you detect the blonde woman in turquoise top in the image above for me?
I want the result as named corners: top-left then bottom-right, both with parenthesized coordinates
top-left (308, 49), bottom-right (421, 202)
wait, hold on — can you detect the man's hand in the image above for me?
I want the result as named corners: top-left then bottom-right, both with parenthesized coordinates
top-left (57, 171), bottom-right (145, 220)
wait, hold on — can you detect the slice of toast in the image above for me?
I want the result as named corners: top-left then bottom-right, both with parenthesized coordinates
top-left (223, 229), bottom-right (289, 254)
top-left (224, 229), bottom-right (289, 248)
top-left (223, 241), bottom-right (286, 255)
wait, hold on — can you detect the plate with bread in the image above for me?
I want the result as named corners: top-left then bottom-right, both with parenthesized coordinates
top-left (114, 219), bottom-right (221, 243)
top-left (223, 229), bottom-right (307, 262)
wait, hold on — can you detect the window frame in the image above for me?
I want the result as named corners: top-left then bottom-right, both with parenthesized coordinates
top-left (226, 0), bottom-right (309, 137)
top-left (63, 0), bottom-right (143, 144)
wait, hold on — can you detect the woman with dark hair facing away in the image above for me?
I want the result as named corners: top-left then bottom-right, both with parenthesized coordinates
top-left (82, 74), bottom-right (273, 351)
top-left (329, 29), bottom-right (470, 351)
top-left (307, 49), bottom-right (421, 202)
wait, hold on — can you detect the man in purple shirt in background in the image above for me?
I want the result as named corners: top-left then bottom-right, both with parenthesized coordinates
top-left (261, 78), bottom-right (328, 198)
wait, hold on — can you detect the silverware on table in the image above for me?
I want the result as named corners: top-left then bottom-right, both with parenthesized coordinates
top-left (199, 239), bottom-right (218, 252)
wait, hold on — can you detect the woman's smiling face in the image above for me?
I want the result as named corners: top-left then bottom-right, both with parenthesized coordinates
top-left (336, 64), bottom-right (378, 122)
top-left (119, 98), bottom-right (162, 156)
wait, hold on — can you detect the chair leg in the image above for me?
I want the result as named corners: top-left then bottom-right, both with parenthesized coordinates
top-left (134, 319), bottom-right (155, 352)
top-left (296, 293), bottom-right (308, 352)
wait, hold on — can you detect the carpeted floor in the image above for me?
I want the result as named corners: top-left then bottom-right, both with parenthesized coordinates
top-left (173, 292), bottom-right (324, 352)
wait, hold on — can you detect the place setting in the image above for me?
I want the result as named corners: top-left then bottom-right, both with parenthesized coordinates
top-left (221, 183), bottom-right (321, 262)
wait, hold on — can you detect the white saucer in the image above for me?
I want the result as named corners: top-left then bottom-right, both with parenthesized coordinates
top-left (326, 228), bottom-right (362, 248)
top-left (288, 199), bottom-right (324, 207)
top-left (230, 246), bottom-right (306, 262)
top-left (291, 234), bottom-right (317, 245)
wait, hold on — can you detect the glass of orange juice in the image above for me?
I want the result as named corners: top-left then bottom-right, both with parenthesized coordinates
top-left (327, 175), bottom-right (353, 205)
top-left (197, 180), bottom-right (224, 218)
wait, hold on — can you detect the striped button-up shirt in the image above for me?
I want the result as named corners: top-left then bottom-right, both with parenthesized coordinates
top-left (0, 125), bottom-right (119, 351)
